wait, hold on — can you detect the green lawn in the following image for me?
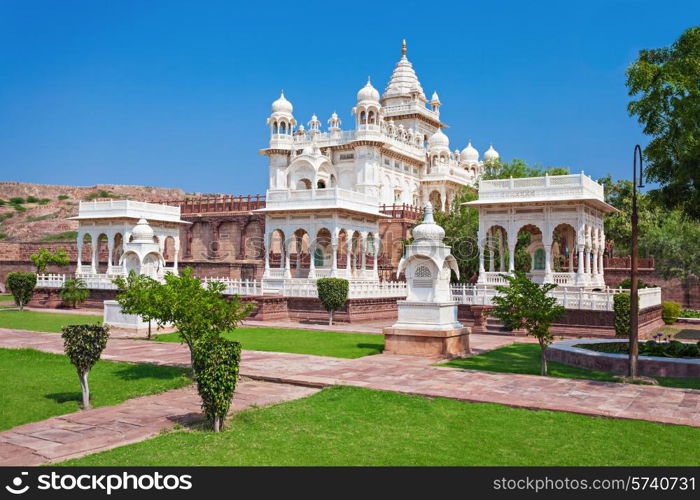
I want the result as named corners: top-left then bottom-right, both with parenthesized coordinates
top-left (62, 386), bottom-right (700, 466)
top-left (0, 348), bottom-right (191, 431)
top-left (0, 294), bottom-right (14, 309)
top-left (154, 327), bottom-right (383, 359)
top-left (442, 343), bottom-right (700, 390)
top-left (0, 309), bottom-right (102, 332)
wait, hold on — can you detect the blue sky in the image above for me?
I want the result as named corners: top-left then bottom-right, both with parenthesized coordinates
top-left (0, 0), bottom-right (697, 194)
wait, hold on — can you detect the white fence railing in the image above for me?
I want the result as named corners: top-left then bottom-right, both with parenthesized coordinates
top-left (35, 273), bottom-right (662, 310)
top-left (449, 283), bottom-right (662, 311)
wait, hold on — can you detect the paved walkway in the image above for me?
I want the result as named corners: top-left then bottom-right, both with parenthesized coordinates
top-left (0, 379), bottom-right (318, 465)
top-left (0, 328), bottom-right (697, 429)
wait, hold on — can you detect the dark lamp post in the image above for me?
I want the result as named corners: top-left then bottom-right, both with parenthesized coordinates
top-left (629, 144), bottom-right (644, 378)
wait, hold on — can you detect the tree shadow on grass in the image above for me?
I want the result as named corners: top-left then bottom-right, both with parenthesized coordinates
top-left (111, 363), bottom-right (191, 381)
top-left (356, 343), bottom-right (384, 354)
top-left (45, 392), bottom-right (82, 404)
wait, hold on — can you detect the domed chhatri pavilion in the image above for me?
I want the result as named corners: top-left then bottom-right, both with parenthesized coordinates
top-left (258, 40), bottom-right (498, 285)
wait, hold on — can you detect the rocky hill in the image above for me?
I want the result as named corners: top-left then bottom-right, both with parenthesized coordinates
top-left (0, 182), bottom-right (186, 242)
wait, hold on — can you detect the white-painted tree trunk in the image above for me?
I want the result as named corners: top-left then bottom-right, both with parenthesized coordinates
top-left (213, 416), bottom-right (221, 432)
top-left (79, 371), bottom-right (90, 409)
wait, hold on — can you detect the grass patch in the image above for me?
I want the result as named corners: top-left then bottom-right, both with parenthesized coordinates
top-left (154, 327), bottom-right (383, 359)
top-left (0, 348), bottom-right (190, 431)
top-left (0, 310), bottom-right (102, 332)
top-left (62, 385), bottom-right (700, 466)
top-left (39, 231), bottom-right (78, 242)
top-left (442, 343), bottom-right (700, 390)
top-left (25, 213), bottom-right (58, 222)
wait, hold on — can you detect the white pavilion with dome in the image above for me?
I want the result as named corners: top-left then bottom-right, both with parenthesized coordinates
top-left (258, 40), bottom-right (500, 285)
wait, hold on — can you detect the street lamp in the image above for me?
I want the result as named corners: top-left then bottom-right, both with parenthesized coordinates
top-left (629, 144), bottom-right (644, 378)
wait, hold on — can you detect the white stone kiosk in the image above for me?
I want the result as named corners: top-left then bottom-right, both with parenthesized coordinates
top-left (383, 203), bottom-right (470, 357)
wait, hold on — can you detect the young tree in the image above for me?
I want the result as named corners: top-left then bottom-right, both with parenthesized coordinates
top-left (30, 248), bottom-right (70, 273)
top-left (491, 271), bottom-right (566, 375)
top-left (113, 267), bottom-right (253, 365)
top-left (112, 272), bottom-right (161, 339)
top-left (627, 26), bottom-right (700, 218)
top-left (61, 324), bottom-right (110, 409)
top-left (59, 278), bottom-right (90, 309)
top-left (192, 337), bottom-right (241, 432)
top-left (5, 272), bottom-right (37, 311)
top-left (316, 278), bottom-right (349, 325)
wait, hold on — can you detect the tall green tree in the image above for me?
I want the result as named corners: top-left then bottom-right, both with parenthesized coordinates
top-left (641, 209), bottom-right (700, 307)
top-left (482, 158), bottom-right (569, 180)
top-left (626, 26), bottom-right (700, 218)
top-left (430, 187), bottom-right (481, 281)
top-left (491, 271), bottom-right (566, 376)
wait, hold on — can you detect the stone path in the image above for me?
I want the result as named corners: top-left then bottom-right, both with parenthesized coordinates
top-left (0, 379), bottom-right (318, 466)
top-left (1, 328), bottom-right (697, 429)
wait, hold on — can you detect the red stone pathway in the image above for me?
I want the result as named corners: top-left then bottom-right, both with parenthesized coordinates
top-left (0, 328), bottom-right (698, 433)
top-left (0, 380), bottom-right (318, 465)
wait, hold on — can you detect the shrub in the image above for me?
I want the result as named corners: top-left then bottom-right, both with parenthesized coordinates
top-left (25, 195), bottom-right (39, 203)
top-left (662, 301), bottom-right (681, 325)
top-left (613, 293), bottom-right (631, 337)
top-left (680, 309), bottom-right (700, 318)
top-left (5, 272), bottom-right (37, 311)
top-left (37, 198), bottom-right (50, 205)
top-left (9, 197), bottom-right (24, 204)
top-left (192, 337), bottom-right (241, 432)
top-left (30, 247), bottom-right (70, 273)
top-left (0, 233), bottom-right (6, 240)
top-left (57, 194), bottom-right (69, 200)
top-left (59, 278), bottom-right (90, 308)
top-left (317, 278), bottom-right (349, 325)
top-left (61, 324), bottom-right (110, 409)
top-left (12, 203), bottom-right (26, 213)
top-left (617, 278), bottom-right (650, 289)
top-left (577, 340), bottom-right (700, 358)
top-left (0, 199), bottom-right (5, 206)
top-left (0, 213), bottom-right (14, 222)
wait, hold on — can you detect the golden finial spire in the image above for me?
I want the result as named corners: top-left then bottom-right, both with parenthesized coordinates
top-left (401, 39), bottom-right (407, 56)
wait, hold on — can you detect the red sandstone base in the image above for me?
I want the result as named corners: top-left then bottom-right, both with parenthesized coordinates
top-left (383, 327), bottom-right (470, 358)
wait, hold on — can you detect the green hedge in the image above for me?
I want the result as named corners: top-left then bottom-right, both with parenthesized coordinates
top-left (613, 293), bottom-right (631, 337)
top-left (662, 301), bottom-right (681, 325)
top-left (317, 278), bottom-right (349, 325)
top-left (5, 272), bottom-right (37, 310)
top-left (193, 337), bottom-right (241, 432)
top-left (577, 340), bottom-right (700, 358)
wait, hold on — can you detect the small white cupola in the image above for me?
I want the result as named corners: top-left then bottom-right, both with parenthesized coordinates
top-left (461, 140), bottom-right (479, 164)
top-left (483, 144), bottom-right (500, 162)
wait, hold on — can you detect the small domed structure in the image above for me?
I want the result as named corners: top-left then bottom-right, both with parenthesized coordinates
top-left (483, 144), bottom-right (500, 162)
top-left (271, 91), bottom-right (293, 114)
top-left (411, 202), bottom-right (445, 242)
top-left (131, 218), bottom-right (155, 243)
top-left (428, 129), bottom-right (450, 150)
top-left (357, 77), bottom-right (380, 103)
top-left (461, 141), bottom-right (479, 163)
